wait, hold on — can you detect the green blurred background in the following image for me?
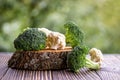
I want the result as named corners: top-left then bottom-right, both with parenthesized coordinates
top-left (0, 0), bottom-right (120, 53)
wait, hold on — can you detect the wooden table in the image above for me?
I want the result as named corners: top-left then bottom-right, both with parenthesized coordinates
top-left (0, 53), bottom-right (120, 80)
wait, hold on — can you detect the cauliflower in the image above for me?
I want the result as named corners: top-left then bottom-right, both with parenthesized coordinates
top-left (89, 48), bottom-right (103, 65)
top-left (46, 32), bottom-right (66, 50)
top-left (67, 46), bottom-right (100, 72)
top-left (38, 28), bottom-right (66, 50)
top-left (38, 28), bottom-right (52, 36)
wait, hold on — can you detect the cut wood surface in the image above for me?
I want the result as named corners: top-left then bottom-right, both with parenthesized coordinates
top-left (8, 48), bottom-right (72, 70)
top-left (0, 53), bottom-right (120, 80)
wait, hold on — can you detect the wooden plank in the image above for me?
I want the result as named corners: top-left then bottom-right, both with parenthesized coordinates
top-left (0, 54), bottom-right (11, 80)
top-left (74, 68), bottom-right (101, 80)
top-left (78, 68), bottom-right (101, 80)
top-left (1, 53), bottom-right (120, 80)
top-left (2, 69), bottom-right (29, 80)
top-left (95, 55), bottom-right (120, 80)
top-left (1, 67), bottom-right (101, 80)
top-left (0, 53), bottom-right (101, 80)
top-left (52, 70), bottom-right (71, 80)
top-left (114, 54), bottom-right (120, 60)
top-left (1, 69), bottom-right (53, 80)
top-left (52, 68), bottom-right (101, 80)
top-left (95, 71), bottom-right (120, 80)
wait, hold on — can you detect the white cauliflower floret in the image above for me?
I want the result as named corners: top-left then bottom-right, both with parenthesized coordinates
top-left (38, 28), bottom-right (66, 50)
top-left (46, 32), bottom-right (66, 50)
top-left (38, 28), bottom-right (52, 36)
top-left (89, 48), bottom-right (103, 65)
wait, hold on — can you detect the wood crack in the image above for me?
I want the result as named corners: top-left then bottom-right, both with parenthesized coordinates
top-left (0, 68), bottom-right (9, 80)
top-left (95, 71), bottom-right (103, 80)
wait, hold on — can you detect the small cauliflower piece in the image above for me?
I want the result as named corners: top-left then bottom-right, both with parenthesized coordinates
top-left (38, 28), bottom-right (52, 36)
top-left (89, 48), bottom-right (103, 65)
top-left (38, 28), bottom-right (66, 50)
top-left (46, 32), bottom-right (66, 50)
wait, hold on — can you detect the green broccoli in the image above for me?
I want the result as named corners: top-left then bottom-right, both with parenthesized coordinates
top-left (14, 28), bottom-right (47, 51)
top-left (67, 46), bottom-right (100, 73)
top-left (64, 22), bottom-right (84, 47)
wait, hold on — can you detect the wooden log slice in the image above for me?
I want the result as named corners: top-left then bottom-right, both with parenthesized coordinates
top-left (8, 47), bottom-right (72, 70)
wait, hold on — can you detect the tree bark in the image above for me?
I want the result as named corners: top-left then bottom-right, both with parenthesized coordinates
top-left (8, 47), bottom-right (72, 70)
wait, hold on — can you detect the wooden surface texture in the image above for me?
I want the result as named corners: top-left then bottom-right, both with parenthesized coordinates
top-left (0, 53), bottom-right (120, 80)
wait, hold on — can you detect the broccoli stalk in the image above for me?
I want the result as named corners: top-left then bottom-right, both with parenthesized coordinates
top-left (64, 22), bottom-right (100, 72)
top-left (67, 46), bottom-right (100, 73)
top-left (85, 58), bottom-right (100, 69)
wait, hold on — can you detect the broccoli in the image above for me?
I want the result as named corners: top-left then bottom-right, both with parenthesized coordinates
top-left (64, 22), bottom-right (84, 47)
top-left (14, 28), bottom-right (47, 51)
top-left (67, 46), bottom-right (100, 73)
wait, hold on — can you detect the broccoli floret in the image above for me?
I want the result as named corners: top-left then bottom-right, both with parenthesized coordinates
top-left (14, 28), bottom-right (47, 51)
top-left (64, 22), bottom-right (84, 47)
top-left (67, 46), bottom-right (100, 73)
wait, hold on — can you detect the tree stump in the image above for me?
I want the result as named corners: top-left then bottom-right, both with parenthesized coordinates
top-left (8, 47), bottom-right (72, 70)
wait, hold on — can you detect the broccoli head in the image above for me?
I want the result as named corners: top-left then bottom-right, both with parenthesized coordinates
top-left (14, 28), bottom-right (47, 51)
top-left (67, 46), bottom-right (100, 73)
top-left (64, 22), bottom-right (84, 47)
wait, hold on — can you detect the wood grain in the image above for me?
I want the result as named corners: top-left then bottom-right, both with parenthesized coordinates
top-left (0, 53), bottom-right (120, 80)
top-left (95, 55), bottom-right (120, 80)
top-left (8, 48), bottom-right (72, 70)
top-left (0, 54), bottom-right (11, 80)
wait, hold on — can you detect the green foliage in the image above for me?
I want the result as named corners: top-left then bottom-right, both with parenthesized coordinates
top-left (64, 22), bottom-right (84, 47)
top-left (14, 28), bottom-right (47, 51)
top-left (0, 0), bottom-right (120, 52)
top-left (67, 46), bottom-right (99, 72)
